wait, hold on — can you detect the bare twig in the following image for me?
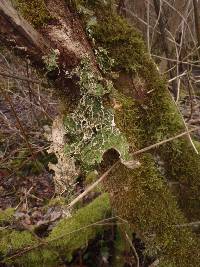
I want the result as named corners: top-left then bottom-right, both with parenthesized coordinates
top-left (0, 71), bottom-right (48, 86)
top-left (170, 93), bottom-right (199, 154)
top-left (133, 126), bottom-right (200, 155)
top-left (175, 221), bottom-right (200, 228)
top-left (146, 0), bottom-right (151, 53)
top-left (67, 161), bottom-right (119, 209)
top-left (152, 0), bottom-right (177, 97)
top-left (152, 54), bottom-right (200, 68)
top-left (162, 0), bottom-right (196, 46)
top-left (125, 232), bottom-right (139, 267)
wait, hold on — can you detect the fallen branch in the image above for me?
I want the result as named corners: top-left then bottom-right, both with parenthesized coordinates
top-left (0, 0), bottom-right (50, 54)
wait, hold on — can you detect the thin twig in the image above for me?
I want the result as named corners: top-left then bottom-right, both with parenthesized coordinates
top-left (152, 54), bottom-right (200, 68)
top-left (1, 87), bottom-right (35, 158)
top-left (67, 161), bottom-right (119, 209)
top-left (175, 221), bottom-right (200, 228)
top-left (192, 0), bottom-right (200, 56)
top-left (0, 71), bottom-right (48, 86)
top-left (133, 126), bottom-right (200, 155)
top-left (170, 94), bottom-right (199, 154)
top-left (125, 232), bottom-right (139, 267)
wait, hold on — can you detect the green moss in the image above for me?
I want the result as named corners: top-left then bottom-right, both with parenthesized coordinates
top-left (0, 194), bottom-right (110, 266)
top-left (0, 208), bottom-right (14, 225)
top-left (111, 227), bottom-right (128, 267)
top-left (104, 156), bottom-right (200, 267)
top-left (47, 193), bottom-right (110, 261)
top-left (14, 0), bottom-right (52, 27)
top-left (0, 230), bottom-right (56, 267)
top-left (159, 140), bottom-right (200, 220)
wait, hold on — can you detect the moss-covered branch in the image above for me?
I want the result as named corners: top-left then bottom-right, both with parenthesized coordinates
top-left (71, 2), bottom-right (200, 265)
top-left (0, 194), bottom-right (110, 266)
top-left (83, 1), bottom-right (200, 220)
top-left (104, 156), bottom-right (200, 266)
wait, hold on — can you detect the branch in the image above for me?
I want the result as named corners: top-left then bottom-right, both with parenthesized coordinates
top-left (0, 0), bottom-right (50, 54)
top-left (0, 71), bottom-right (48, 86)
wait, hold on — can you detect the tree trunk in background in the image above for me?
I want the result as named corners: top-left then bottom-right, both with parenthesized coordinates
top-left (193, 0), bottom-right (200, 56)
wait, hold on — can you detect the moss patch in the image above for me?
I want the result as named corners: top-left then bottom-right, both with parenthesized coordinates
top-left (104, 156), bottom-right (200, 267)
top-left (14, 0), bottom-right (52, 27)
top-left (0, 208), bottom-right (14, 226)
top-left (0, 194), bottom-right (110, 266)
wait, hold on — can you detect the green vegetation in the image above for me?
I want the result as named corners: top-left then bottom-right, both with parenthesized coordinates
top-left (0, 194), bottom-right (110, 266)
top-left (0, 208), bottom-right (14, 225)
top-left (13, 0), bottom-right (52, 27)
top-left (64, 58), bottom-right (131, 171)
top-left (69, 1), bottom-right (200, 265)
top-left (104, 156), bottom-right (200, 266)
top-left (2, 1), bottom-right (200, 266)
top-left (80, 1), bottom-right (200, 221)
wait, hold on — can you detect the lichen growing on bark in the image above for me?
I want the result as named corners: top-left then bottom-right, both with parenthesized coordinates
top-left (63, 58), bottom-right (132, 171)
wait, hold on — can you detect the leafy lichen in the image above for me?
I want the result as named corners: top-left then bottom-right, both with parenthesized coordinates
top-left (64, 58), bottom-right (131, 170)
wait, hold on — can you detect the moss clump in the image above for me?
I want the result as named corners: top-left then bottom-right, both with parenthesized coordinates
top-left (158, 140), bottom-right (200, 220)
top-left (104, 156), bottom-right (200, 267)
top-left (0, 208), bottom-right (14, 225)
top-left (0, 194), bottom-right (110, 266)
top-left (47, 193), bottom-right (110, 261)
top-left (0, 230), bottom-right (53, 267)
top-left (14, 0), bottom-right (52, 27)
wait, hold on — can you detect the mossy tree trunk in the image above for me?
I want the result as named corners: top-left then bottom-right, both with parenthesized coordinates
top-left (1, 1), bottom-right (200, 266)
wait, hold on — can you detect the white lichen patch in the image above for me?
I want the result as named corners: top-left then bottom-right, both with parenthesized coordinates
top-left (47, 116), bottom-right (79, 194)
